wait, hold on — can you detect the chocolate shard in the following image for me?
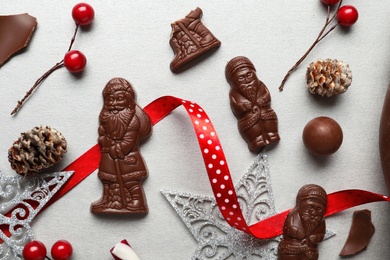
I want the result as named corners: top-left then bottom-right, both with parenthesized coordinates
top-left (169, 7), bottom-right (221, 73)
top-left (339, 209), bottom-right (375, 256)
top-left (0, 13), bottom-right (37, 66)
top-left (380, 82), bottom-right (390, 194)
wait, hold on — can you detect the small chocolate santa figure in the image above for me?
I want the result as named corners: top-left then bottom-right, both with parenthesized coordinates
top-left (226, 56), bottom-right (280, 152)
top-left (278, 184), bottom-right (327, 260)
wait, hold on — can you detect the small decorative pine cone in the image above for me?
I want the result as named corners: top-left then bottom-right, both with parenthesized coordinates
top-left (306, 59), bottom-right (352, 97)
top-left (8, 125), bottom-right (67, 176)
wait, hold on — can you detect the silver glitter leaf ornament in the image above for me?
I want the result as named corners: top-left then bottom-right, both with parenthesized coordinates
top-left (0, 171), bottom-right (73, 259)
top-left (162, 152), bottom-right (335, 259)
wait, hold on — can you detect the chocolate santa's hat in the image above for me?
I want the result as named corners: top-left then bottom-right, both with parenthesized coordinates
top-left (103, 77), bottom-right (136, 100)
top-left (297, 184), bottom-right (328, 206)
top-left (225, 56), bottom-right (256, 83)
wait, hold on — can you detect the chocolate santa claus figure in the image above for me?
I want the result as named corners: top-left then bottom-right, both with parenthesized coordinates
top-left (278, 184), bottom-right (327, 260)
top-left (91, 78), bottom-right (152, 214)
top-left (226, 56), bottom-right (280, 152)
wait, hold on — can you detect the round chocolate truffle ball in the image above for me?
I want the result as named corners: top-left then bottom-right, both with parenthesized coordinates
top-left (302, 116), bottom-right (343, 156)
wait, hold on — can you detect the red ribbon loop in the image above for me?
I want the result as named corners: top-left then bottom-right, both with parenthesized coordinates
top-left (10, 95), bottom-right (389, 240)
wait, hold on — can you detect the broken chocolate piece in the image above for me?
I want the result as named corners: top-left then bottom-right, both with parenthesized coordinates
top-left (91, 78), bottom-right (152, 215)
top-left (226, 56), bottom-right (280, 153)
top-left (380, 82), bottom-right (390, 194)
top-left (169, 7), bottom-right (221, 73)
top-left (0, 13), bottom-right (37, 66)
top-left (339, 209), bottom-right (375, 256)
top-left (278, 184), bottom-right (327, 260)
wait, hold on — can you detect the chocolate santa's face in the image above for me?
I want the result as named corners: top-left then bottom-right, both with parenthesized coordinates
top-left (105, 90), bottom-right (130, 114)
top-left (299, 199), bottom-right (324, 231)
top-left (233, 67), bottom-right (259, 101)
top-left (234, 67), bottom-right (256, 85)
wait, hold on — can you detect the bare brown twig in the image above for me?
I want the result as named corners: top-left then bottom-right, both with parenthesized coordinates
top-left (11, 24), bottom-right (80, 115)
top-left (279, 0), bottom-right (343, 91)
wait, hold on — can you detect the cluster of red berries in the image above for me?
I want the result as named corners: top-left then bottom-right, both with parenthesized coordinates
top-left (22, 240), bottom-right (73, 260)
top-left (64, 2), bottom-right (95, 73)
top-left (11, 2), bottom-right (95, 115)
top-left (321, 0), bottom-right (358, 26)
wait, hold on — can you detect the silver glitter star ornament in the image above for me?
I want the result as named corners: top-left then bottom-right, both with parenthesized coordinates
top-left (162, 152), bottom-right (335, 259)
top-left (0, 171), bottom-right (73, 259)
top-left (163, 152), bottom-right (278, 259)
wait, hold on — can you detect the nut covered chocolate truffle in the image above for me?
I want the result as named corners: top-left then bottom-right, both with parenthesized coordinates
top-left (302, 116), bottom-right (343, 156)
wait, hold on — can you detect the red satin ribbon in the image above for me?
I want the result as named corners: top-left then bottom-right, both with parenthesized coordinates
top-left (146, 96), bottom-right (390, 238)
top-left (6, 95), bottom-right (390, 240)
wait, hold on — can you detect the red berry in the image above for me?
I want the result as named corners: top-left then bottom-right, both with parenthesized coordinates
top-left (321, 0), bottom-right (340, 5)
top-left (22, 240), bottom-right (47, 260)
top-left (64, 50), bottom-right (87, 73)
top-left (337, 5), bottom-right (359, 26)
top-left (51, 240), bottom-right (73, 260)
top-left (72, 3), bottom-right (95, 26)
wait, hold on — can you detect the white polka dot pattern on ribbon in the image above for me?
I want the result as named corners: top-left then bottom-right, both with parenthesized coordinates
top-left (181, 99), bottom-right (250, 232)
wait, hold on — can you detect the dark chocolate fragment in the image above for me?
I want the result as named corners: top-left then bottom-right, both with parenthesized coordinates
top-left (278, 184), bottom-right (327, 260)
top-left (339, 209), bottom-right (375, 256)
top-left (169, 7), bottom-right (220, 73)
top-left (91, 78), bottom-right (152, 214)
top-left (0, 13), bottom-right (37, 66)
top-left (379, 83), bottom-right (390, 194)
top-left (225, 56), bottom-right (280, 153)
top-left (302, 116), bottom-right (343, 156)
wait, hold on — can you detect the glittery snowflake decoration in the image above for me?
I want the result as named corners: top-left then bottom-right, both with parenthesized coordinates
top-left (162, 152), bottom-right (335, 259)
top-left (0, 171), bottom-right (73, 259)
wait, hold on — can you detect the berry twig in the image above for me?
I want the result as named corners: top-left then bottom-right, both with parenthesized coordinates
top-left (67, 24), bottom-right (79, 52)
top-left (11, 3), bottom-right (94, 115)
top-left (11, 62), bottom-right (65, 115)
top-left (278, 0), bottom-right (344, 91)
top-left (11, 24), bottom-right (81, 116)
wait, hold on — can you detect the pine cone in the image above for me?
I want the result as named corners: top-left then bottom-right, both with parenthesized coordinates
top-left (8, 126), bottom-right (67, 176)
top-left (306, 59), bottom-right (352, 97)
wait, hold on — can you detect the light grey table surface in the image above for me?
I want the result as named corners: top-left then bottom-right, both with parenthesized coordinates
top-left (1, 1), bottom-right (390, 259)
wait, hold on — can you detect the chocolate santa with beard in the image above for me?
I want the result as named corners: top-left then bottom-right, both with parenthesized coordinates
top-left (278, 184), bottom-right (327, 260)
top-left (91, 77), bottom-right (152, 214)
top-left (225, 56), bottom-right (279, 153)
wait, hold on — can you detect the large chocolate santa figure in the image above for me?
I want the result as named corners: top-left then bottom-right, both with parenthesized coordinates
top-left (91, 77), bottom-right (152, 214)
